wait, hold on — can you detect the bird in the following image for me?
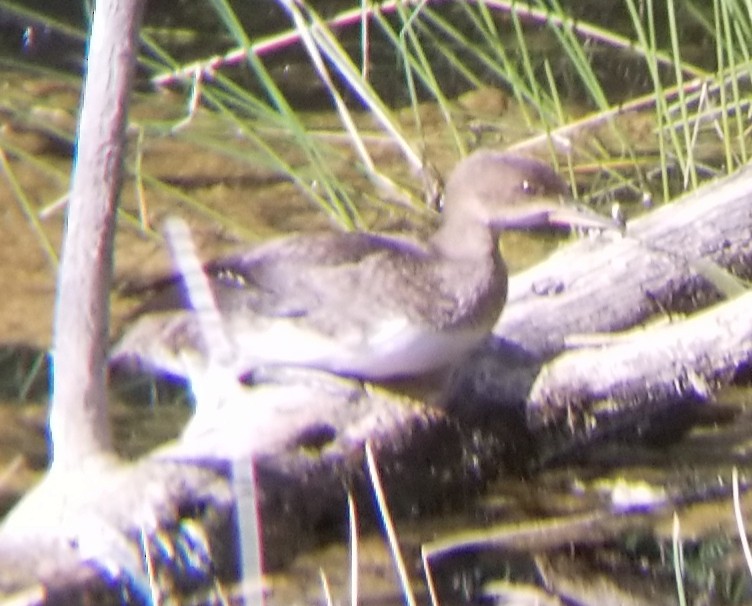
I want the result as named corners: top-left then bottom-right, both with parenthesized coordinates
top-left (111, 149), bottom-right (612, 383)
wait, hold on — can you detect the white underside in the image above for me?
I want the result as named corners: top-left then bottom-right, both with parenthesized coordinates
top-left (135, 317), bottom-right (489, 381)
top-left (226, 320), bottom-right (488, 380)
top-left (117, 311), bottom-right (492, 381)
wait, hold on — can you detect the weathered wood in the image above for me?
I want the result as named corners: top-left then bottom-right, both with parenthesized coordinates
top-left (3, 165), bottom-right (750, 600)
top-left (498, 163), bottom-right (752, 356)
top-left (48, 0), bottom-right (146, 470)
top-left (5, 24), bottom-right (752, 593)
top-left (0, 378), bottom-right (507, 601)
top-left (456, 163), bottom-right (752, 458)
top-left (527, 291), bottom-right (752, 436)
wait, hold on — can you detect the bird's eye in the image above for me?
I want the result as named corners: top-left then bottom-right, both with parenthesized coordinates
top-left (520, 179), bottom-right (539, 195)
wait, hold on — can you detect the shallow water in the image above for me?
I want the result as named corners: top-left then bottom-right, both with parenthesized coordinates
top-left (1, 4), bottom-right (751, 603)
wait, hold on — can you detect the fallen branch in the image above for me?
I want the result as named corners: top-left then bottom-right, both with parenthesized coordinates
top-left (458, 164), bottom-right (752, 457)
top-left (2, 164), bottom-right (751, 599)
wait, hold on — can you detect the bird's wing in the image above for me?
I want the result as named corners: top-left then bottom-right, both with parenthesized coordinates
top-left (111, 231), bottom-right (442, 375)
top-left (208, 231), bottom-right (434, 322)
top-left (120, 230), bottom-right (432, 317)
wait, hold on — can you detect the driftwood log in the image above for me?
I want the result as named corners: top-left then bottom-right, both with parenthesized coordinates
top-left (4, 0), bottom-right (750, 599)
top-left (2, 163), bottom-right (751, 601)
top-left (0, 378), bottom-right (492, 602)
top-left (455, 160), bottom-right (752, 461)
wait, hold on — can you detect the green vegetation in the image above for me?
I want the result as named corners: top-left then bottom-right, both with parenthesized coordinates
top-left (1, 1), bottom-right (752, 601)
top-left (1, 0), bottom-right (750, 246)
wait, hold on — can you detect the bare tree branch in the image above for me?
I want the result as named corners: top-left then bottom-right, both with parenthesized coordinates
top-left (48, 0), bottom-right (146, 471)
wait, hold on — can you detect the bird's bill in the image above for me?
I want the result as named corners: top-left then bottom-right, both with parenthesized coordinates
top-left (499, 197), bottom-right (621, 232)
